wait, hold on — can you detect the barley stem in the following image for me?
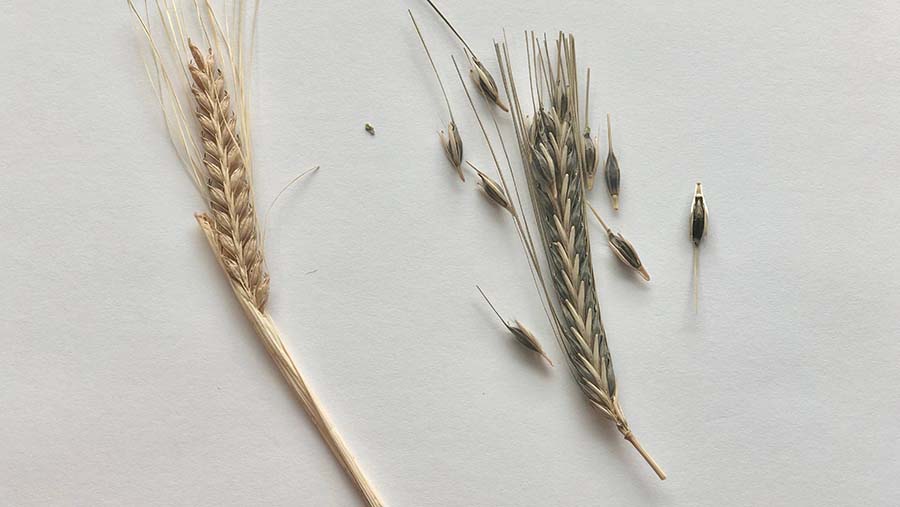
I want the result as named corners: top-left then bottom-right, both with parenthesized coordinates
top-left (623, 431), bottom-right (667, 480)
top-left (197, 214), bottom-right (384, 506)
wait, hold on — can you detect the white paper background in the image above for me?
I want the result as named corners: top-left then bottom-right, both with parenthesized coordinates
top-left (2, 1), bottom-right (899, 505)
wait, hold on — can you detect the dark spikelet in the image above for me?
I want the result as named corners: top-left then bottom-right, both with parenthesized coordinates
top-left (470, 57), bottom-right (509, 112)
top-left (607, 232), bottom-right (650, 281)
top-left (604, 114), bottom-right (621, 209)
top-left (690, 182), bottom-right (708, 245)
top-left (470, 163), bottom-right (514, 215)
top-left (440, 121), bottom-right (465, 181)
top-left (583, 131), bottom-right (599, 189)
top-left (476, 286), bottom-right (551, 366)
top-left (509, 321), bottom-right (553, 366)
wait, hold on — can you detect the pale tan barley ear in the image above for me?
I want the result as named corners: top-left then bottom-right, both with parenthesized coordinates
top-left (129, 4), bottom-right (384, 503)
top-left (187, 41), bottom-right (382, 506)
top-left (188, 40), bottom-right (270, 311)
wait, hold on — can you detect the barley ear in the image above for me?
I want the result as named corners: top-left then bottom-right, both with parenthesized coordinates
top-left (188, 41), bottom-right (269, 311)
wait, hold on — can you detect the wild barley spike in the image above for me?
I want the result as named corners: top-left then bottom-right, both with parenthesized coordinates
top-left (496, 33), bottom-right (665, 479)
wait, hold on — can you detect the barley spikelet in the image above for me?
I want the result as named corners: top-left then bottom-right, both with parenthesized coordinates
top-left (189, 43), bottom-right (270, 310)
top-left (690, 182), bottom-right (708, 312)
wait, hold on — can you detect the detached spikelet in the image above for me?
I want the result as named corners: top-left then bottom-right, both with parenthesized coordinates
top-left (467, 162), bottom-right (514, 214)
top-left (582, 69), bottom-right (599, 189)
top-left (690, 182), bottom-right (708, 245)
top-left (477, 286), bottom-right (552, 366)
top-left (424, 0), bottom-right (508, 111)
top-left (470, 57), bottom-right (510, 112)
top-left (188, 41), bottom-right (270, 311)
top-left (509, 320), bottom-right (553, 366)
top-left (440, 122), bottom-right (465, 180)
top-left (690, 182), bottom-right (708, 311)
top-left (607, 232), bottom-right (650, 281)
top-left (583, 131), bottom-right (599, 190)
top-left (604, 114), bottom-right (621, 210)
top-left (588, 203), bottom-right (650, 281)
